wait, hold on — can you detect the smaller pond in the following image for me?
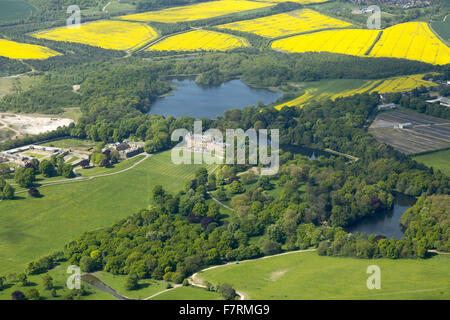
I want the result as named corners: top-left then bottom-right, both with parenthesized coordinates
top-left (149, 79), bottom-right (282, 119)
top-left (346, 194), bottom-right (417, 239)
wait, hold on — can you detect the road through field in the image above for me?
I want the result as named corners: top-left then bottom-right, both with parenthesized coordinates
top-left (2, 153), bottom-right (151, 199)
top-left (187, 249), bottom-right (317, 300)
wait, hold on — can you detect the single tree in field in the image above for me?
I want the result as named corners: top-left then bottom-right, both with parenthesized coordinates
top-left (61, 163), bottom-right (75, 178)
top-left (14, 167), bottom-right (35, 188)
top-left (80, 159), bottom-right (90, 168)
top-left (42, 274), bottom-right (53, 290)
top-left (17, 273), bottom-right (28, 287)
top-left (28, 187), bottom-right (40, 198)
top-left (0, 275), bottom-right (5, 290)
top-left (217, 283), bottom-right (236, 300)
top-left (2, 183), bottom-right (15, 200)
top-left (11, 290), bottom-right (26, 300)
top-left (26, 288), bottom-right (40, 300)
top-left (39, 160), bottom-right (57, 178)
top-left (125, 272), bottom-right (139, 291)
top-left (90, 152), bottom-right (108, 167)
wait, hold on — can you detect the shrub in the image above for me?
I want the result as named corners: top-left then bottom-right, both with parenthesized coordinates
top-left (11, 291), bottom-right (26, 300)
top-left (28, 187), bottom-right (41, 198)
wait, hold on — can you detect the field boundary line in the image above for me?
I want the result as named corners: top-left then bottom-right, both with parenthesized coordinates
top-left (428, 22), bottom-right (450, 47)
top-left (364, 30), bottom-right (383, 56)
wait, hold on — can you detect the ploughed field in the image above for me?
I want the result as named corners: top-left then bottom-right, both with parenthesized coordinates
top-left (369, 110), bottom-right (450, 154)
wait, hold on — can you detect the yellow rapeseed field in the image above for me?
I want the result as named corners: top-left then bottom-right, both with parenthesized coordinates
top-left (332, 74), bottom-right (436, 99)
top-left (369, 22), bottom-right (450, 65)
top-left (253, 0), bottom-right (328, 4)
top-left (0, 39), bottom-right (61, 59)
top-left (274, 89), bottom-right (316, 109)
top-left (118, 0), bottom-right (274, 23)
top-left (148, 30), bottom-right (249, 51)
top-left (271, 29), bottom-right (380, 56)
top-left (274, 74), bottom-right (435, 110)
top-left (33, 20), bottom-right (158, 51)
top-left (217, 9), bottom-right (352, 38)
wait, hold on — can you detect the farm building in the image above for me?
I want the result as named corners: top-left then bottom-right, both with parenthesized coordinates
top-left (105, 140), bottom-right (144, 158)
top-left (426, 96), bottom-right (450, 107)
top-left (378, 103), bottom-right (398, 110)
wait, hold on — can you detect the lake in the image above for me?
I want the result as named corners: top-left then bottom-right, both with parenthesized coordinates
top-left (346, 194), bottom-right (417, 239)
top-left (148, 79), bottom-right (282, 119)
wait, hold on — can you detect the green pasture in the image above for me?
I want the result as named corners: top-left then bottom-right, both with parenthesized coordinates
top-left (198, 251), bottom-right (450, 300)
top-left (0, 261), bottom-right (113, 300)
top-left (0, 0), bottom-right (36, 24)
top-left (0, 150), bottom-right (213, 274)
top-left (412, 149), bottom-right (450, 176)
top-left (96, 271), bottom-right (168, 300)
top-left (150, 286), bottom-right (222, 300)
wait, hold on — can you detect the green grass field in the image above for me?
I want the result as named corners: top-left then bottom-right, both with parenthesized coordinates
top-left (273, 79), bottom-right (368, 108)
top-left (0, 76), bottom-right (40, 97)
top-left (20, 152), bottom-right (48, 159)
top-left (431, 19), bottom-right (450, 43)
top-left (105, 0), bottom-right (136, 14)
top-left (41, 138), bottom-right (96, 151)
top-left (0, 0), bottom-right (36, 24)
top-left (198, 251), bottom-right (450, 299)
top-left (0, 150), bottom-right (214, 275)
top-left (0, 261), bottom-right (113, 300)
top-left (96, 271), bottom-right (168, 299)
top-left (412, 149), bottom-right (450, 176)
top-left (151, 286), bottom-right (222, 300)
top-left (75, 154), bottom-right (145, 177)
top-left (82, 0), bottom-right (136, 16)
